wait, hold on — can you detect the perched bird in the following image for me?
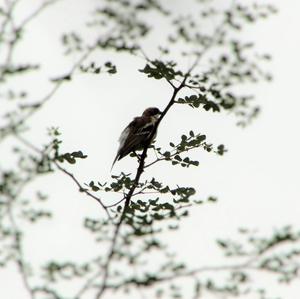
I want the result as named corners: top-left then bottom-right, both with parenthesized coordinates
top-left (111, 107), bottom-right (162, 169)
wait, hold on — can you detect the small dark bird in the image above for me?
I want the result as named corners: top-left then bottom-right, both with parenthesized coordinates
top-left (111, 107), bottom-right (162, 169)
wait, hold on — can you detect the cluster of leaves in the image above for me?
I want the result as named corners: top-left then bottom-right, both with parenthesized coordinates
top-left (150, 131), bottom-right (226, 168)
top-left (46, 127), bottom-right (88, 165)
top-left (55, 150), bottom-right (87, 164)
top-left (61, 32), bottom-right (83, 55)
top-left (43, 261), bottom-right (91, 282)
top-left (87, 172), bottom-right (139, 193)
top-left (177, 94), bottom-right (220, 112)
top-left (86, 171), bottom-right (216, 208)
top-left (156, 2), bottom-right (276, 126)
top-left (146, 177), bottom-right (197, 201)
top-left (80, 183), bottom-right (218, 295)
top-left (87, 0), bottom-right (168, 54)
top-left (21, 208), bottom-right (51, 223)
top-left (80, 61), bottom-right (117, 75)
top-left (0, 89), bottom-right (27, 101)
top-left (217, 226), bottom-right (300, 284)
top-left (225, 3), bottom-right (277, 30)
top-left (139, 60), bottom-right (183, 81)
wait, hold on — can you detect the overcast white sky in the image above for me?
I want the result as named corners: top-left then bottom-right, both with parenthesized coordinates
top-left (1, 0), bottom-right (300, 298)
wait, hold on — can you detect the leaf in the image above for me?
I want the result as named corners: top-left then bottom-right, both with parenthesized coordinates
top-left (217, 240), bottom-right (228, 248)
top-left (203, 101), bottom-right (220, 112)
top-left (71, 151), bottom-right (88, 159)
top-left (163, 151), bottom-right (171, 158)
top-left (174, 155), bottom-right (182, 161)
top-left (181, 135), bottom-right (187, 141)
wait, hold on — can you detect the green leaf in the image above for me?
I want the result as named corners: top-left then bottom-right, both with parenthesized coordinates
top-left (174, 155), bottom-right (182, 161)
top-left (71, 151), bottom-right (88, 159)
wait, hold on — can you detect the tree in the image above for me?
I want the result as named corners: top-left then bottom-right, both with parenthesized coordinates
top-left (2, 1), bottom-right (299, 299)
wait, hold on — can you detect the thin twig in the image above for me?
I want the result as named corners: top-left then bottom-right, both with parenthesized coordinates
top-left (54, 161), bottom-right (112, 220)
top-left (105, 197), bottom-right (126, 208)
top-left (144, 157), bottom-right (164, 168)
top-left (75, 269), bottom-right (103, 299)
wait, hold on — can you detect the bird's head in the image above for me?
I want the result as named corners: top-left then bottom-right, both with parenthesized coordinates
top-left (142, 107), bottom-right (162, 120)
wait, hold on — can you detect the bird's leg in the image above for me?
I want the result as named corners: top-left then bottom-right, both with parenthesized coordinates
top-left (134, 151), bottom-right (141, 163)
top-left (134, 151), bottom-right (148, 164)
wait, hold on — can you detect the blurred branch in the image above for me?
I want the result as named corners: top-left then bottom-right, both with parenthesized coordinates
top-left (1, 169), bottom-right (38, 299)
top-left (0, 0), bottom-right (18, 80)
top-left (18, 0), bottom-right (61, 28)
top-left (0, 21), bottom-right (117, 143)
top-left (112, 258), bottom-right (258, 289)
top-left (0, 43), bottom-right (97, 141)
top-left (7, 200), bottom-right (35, 299)
top-left (75, 269), bottom-right (103, 299)
top-left (0, 0), bottom-right (60, 81)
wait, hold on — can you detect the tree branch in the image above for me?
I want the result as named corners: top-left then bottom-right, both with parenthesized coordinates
top-left (18, 0), bottom-right (60, 29)
top-left (13, 133), bottom-right (112, 220)
top-left (94, 62), bottom-right (196, 298)
top-left (110, 257), bottom-right (258, 289)
top-left (0, 24), bottom-right (117, 142)
top-left (7, 200), bottom-right (35, 299)
top-left (53, 161), bottom-right (112, 221)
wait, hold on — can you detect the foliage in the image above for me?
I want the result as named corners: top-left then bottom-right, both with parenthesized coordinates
top-left (1, 1), bottom-right (297, 299)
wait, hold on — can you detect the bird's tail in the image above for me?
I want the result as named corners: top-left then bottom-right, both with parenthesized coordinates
top-left (110, 154), bottom-right (119, 171)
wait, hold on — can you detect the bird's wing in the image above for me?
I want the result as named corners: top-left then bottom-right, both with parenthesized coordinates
top-left (111, 117), bottom-right (156, 170)
top-left (117, 117), bottom-right (154, 159)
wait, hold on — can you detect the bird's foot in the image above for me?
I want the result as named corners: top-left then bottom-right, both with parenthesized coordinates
top-left (133, 151), bottom-right (142, 163)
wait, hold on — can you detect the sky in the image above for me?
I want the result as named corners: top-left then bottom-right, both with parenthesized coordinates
top-left (1, 0), bottom-right (300, 298)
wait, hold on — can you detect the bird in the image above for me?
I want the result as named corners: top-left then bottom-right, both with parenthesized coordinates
top-left (111, 107), bottom-right (162, 170)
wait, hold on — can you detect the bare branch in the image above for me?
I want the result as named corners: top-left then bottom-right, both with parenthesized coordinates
top-left (53, 160), bottom-right (112, 221)
top-left (105, 197), bottom-right (126, 208)
top-left (75, 269), bottom-right (103, 299)
top-left (18, 0), bottom-right (61, 29)
top-left (3, 173), bottom-right (36, 299)
top-left (7, 201), bottom-right (35, 299)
